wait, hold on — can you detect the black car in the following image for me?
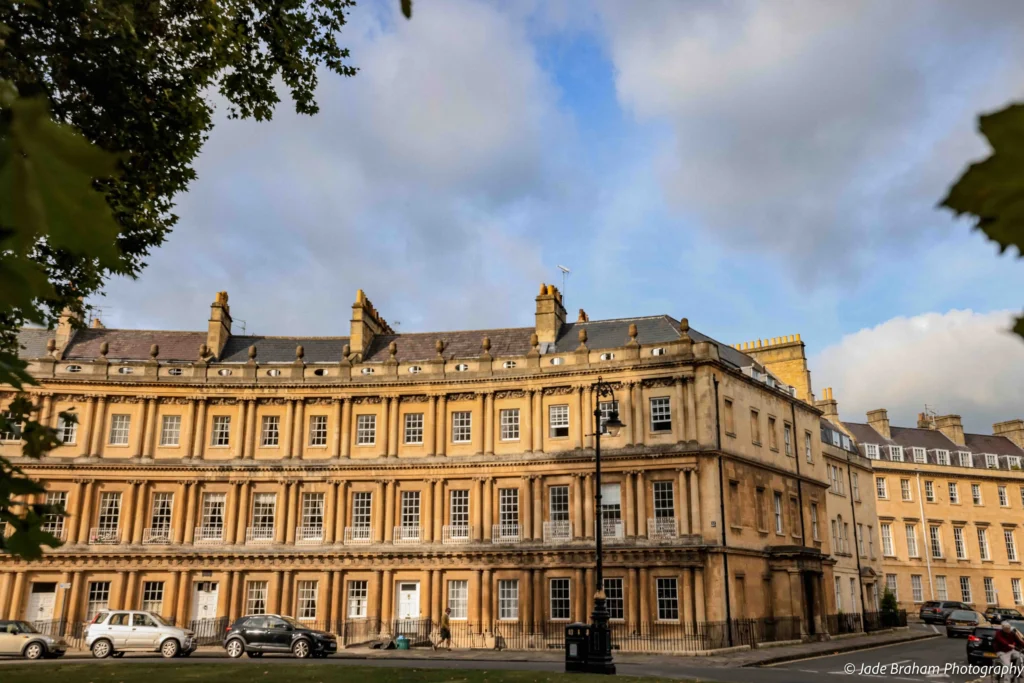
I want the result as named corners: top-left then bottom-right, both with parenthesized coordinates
top-left (985, 608), bottom-right (1024, 624)
top-left (921, 600), bottom-right (973, 624)
top-left (967, 620), bottom-right (1024, 665)
top-left (947, 609), bottom-right (986, 638)
top-left (223, 615), bottom-right (337, 658)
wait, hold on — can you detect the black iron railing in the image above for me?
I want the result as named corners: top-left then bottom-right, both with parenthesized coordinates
top-left (824, 613), bottom-right (863, 635)
top-left (863, 610), bottom-right (907, 632)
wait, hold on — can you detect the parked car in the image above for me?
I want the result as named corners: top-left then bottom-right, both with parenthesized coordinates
top-left (0, 620), bottom-right (67, 659)
top-left (985, 608), bottom-right (1024, 623)
top-left (921, 601), bottom-right (973, 624)
top-left (966, 620), bottom-right (1024, 665)
top-left (947, 609), bottom-right (986, 638)
top-left (85, 610), bottom-right (196, 658)
top-left (223, 614), bottom-right (337, 658)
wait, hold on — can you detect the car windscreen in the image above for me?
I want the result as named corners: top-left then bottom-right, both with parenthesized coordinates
top-left (949, 610), bottom-right (977, 620)
top-left (280, 616), bottom-right (303, 628)
top-left (13, 621), bottom-right (40, 634)
top-left (148, 613), bottom-right (170, 627)
top-left (1005, 620), bottom-right (1024, 632)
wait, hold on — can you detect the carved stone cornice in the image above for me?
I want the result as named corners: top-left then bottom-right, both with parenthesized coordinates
top-left (642, 377), bottom-right (676, 389)
top-left (106, 395), bottom-right (141, 404)
top-left (494, 390), bottom-right (525, 399)
top-left (306, 397), bottom-right (333, 406)
top-left (401, 395), bottom-right (429, 403)
top-left (261, 397), bottom-right (288, 406)
top-left (208, 397), bottom-right (239, 406)
top-left (543, 386), bottom-right (574, 396)
top-left (447, 393), bottom-right (475, 402)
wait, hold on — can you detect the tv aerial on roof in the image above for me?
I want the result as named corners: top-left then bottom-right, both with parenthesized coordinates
top-left (557, 265), bottom-right (571, 299)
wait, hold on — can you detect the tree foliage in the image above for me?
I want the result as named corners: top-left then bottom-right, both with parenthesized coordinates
top-left (941, 103), bottom-right (1024, 339)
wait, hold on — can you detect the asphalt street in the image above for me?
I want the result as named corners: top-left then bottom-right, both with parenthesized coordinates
top-left (0, 626), bottom-right (994, 683)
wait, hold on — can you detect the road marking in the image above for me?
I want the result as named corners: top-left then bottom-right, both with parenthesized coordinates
top-left (763, 635), bottom-right (943, 667)
top-left (891, 659), bottom-right (912, 664)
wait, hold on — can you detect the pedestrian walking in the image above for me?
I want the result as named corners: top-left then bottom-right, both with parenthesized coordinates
top-left (434, 607), bottom-right (452, 651)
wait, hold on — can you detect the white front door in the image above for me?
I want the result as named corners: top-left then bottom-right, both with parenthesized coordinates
top-left (397, 582), bottom-right (420, 620)
top-left (190, 581), bottom-right (219, 622)
top-left (24, 583), bottom-right (57, 623)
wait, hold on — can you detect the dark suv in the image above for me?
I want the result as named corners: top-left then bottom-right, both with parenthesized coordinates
top-left (921, 601), bottom-right (973, 624)
top-left (223, 615), bottom-right (337, 658)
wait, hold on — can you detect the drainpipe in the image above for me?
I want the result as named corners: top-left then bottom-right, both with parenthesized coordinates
top-left (789, 401), bottom-right (807, 541)
top-left (713, 375), bottom-right (733, 645)
top-left (845, 457), bottom-right (869, 619)
top-left (916, 473), bottom-right (935, 600)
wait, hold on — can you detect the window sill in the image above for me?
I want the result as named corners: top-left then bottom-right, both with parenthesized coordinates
top-left (725, 432), bottom-right (736, 438)
top-left (107, 444), bottom-right (130, 448)
top-left (355, 443), bottom-right (376, 448)
top-left (769, 447), bottom-right (779, 453)
top-left (752, 441), bottom-right (762, 447)
top-left (650, 428), bottom-right (673, 435)
top-left (157, 444), bottom-right (181, 449)
top-left (499, 439), bottom-right (520, 443)
top-left (404, 442), bottom-right (424, 447)
top-left (730, 525), bottom-right (744, 532)
top-left (307, 445), bottom-right (327, 449)
top-left (259, 445), bottom-right (280, 449)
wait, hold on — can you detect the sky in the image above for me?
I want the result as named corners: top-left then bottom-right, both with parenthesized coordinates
top-left (98, 0), bottom-right (1024, 434)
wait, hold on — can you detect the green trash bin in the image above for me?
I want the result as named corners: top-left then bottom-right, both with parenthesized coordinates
top-left (396, 634), bottom-right (410, 650)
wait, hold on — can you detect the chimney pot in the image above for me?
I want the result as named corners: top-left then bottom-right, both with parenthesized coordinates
top-left (149, 344), bottom-right (159, 359)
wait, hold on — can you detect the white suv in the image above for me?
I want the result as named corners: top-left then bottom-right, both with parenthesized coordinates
top-left (86, 611), bottom-right (196, 658)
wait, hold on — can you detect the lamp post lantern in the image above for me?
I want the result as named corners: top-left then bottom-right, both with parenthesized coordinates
top-left (578, 377), bottom-right (622, 675)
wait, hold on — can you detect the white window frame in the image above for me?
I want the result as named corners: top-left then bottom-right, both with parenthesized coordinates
top-left (864, 444), bottom-right (879, 460)
top-left (351, 491), bottom-right (372, 530)
top-left (498, 580), bottom-right (519, 621)
top-left (1006, 529), bottom-right (1019, 562)
top-left (936, 449), bottom-right (950, 465)
top-left (308, 414), bottom-right (328, 447)
top-left (1013, 578), bottom-right (1023, 605)
top-left (930, 525), bottom-right (943, 559)
top-left (86, 581), bottom-right (111, 620)
top-left (900, 479), bottom-right (912, 501)
top-left (911, 575), bottom-right (924, 603)
top-left (958, 451), bottom-right (973, 468)
top-left (960, 576), bottom-right (972, 603)
top-left (246, 581), bottom-right (268, 615)
top-left (42, 491), bottom-right (67, 537)
top-left (57, 414), bottom-right (78, 445)
top-left (978, 527), bottom-right (990, 561)
top-left (905, 524), bottom-right (918, 558)
top-left (999, 485), bottom-right (1009, 507)
top-left (404, 412), bottom-right (424, 445)
top-left (451, 411), bottom-right (472, 444)
top-left (141, 581), bottom-right (164, 614)
top-left (876, 477), bottom-right (887, 500)
top-left (356, 414), bottom-right (376, 446)
top-left (301, 492), bottom-right (325, 532)
top-left (604, 577), bottom-right (624, 620)
top-left (447, 580), bottom-right (468, 620)
top-left (297, 580), bottom-right (318, 620)
top-left (773, 492), bottom-right (783, 534)
top-left (347, 581), bottom-right (368, 618)
top-left (97, 491), bottom-right (121, 537)
top-left (881, 523), bottom-right (894, 557)
top-left (912, 447), bottom-right (926, 463)
top-left (972, 483), bottom-right (983, 505)
top-left (108, 414), bottom-right (131, 446)
top-left (499, 408), bottom-right (520, 441)
top-left (550, 578), bottom-right (571, 621)
top-left (260, 415), bottom-right (280, 447)
top-left (548, 404), bottom-right (569, 438)
top-left (936, 575), bottom-right (948, 601)
top-left (649, 396), bottom-right (672, 433)
top-left (948, 482), bottom-right (959, 504)
top-left (925, 481), bottom-right (935, 502)
top-left (158, 415), bottom-right (180, 447)
top-left (985, 577), bottom-right (997, 605)
top-left (211, 415), bottom-right (231, 447)
top-left (656, 577), bottom-right (679, 621)
top-left (954, 527), bottom-right (967, 559)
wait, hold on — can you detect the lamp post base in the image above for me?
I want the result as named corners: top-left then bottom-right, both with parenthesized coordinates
top-left (586, 596), bottom-right (616, 675)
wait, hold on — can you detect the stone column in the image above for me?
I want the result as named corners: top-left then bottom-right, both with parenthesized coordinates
top-left (422, 478), bottom-right (434, 543)
top-left (268, 572), bottom-right (281, 615)
top-left (693, 568), bottom-right (706, 622)
top-left (132, 481), bottom-right (148, 544)
top-left (90, 396), bottom-right (107, 456)
top-left (521, 476), bottom-right (533, 541)
top-left (532, 570), bottom-right (543, 624)
top-left (380, 397), bottom-right (390, 458)
top-left (224, 482), bottom-right (239, 545)
top-left (685, 378), bottom-right (698, 442)
top-left (523, 389), bottom-right (534, 453)
top-left (325, 481), bottom-right (337, 544)
top-left (574, 386), bottom-right (584, 450)
top-left (369, 570), bottom-right (382, 622)
top-left (141, 396), bottom-right (158, 458)
top-left (281, 570), bottom-right (293, 617)
top-left (532, 476), bottom-right (543, 540)
top-left (636, 471), bottom-right (648, 539)
top-left (274, 480), bottom-right (288, 544)
top-left (433, 480), bottom-right (444, 542)
top-left (235, 481), bottom-right (250, 545)
top-left (183, 482), bottom-right (199, 544)
top-left (381, 569), bottom-right (394, 626)
top-left (80, 396), bottom-right (96, 457)
top-left (243, 399), bottom-right (257, 459)
top-left (331, 398), bottom-right (342, 458)
top-left (373, 480), bottom-right (386, 543)
top-left (688, 468), bottom-right (702, 537)
top-left (7, 572), bottom-right (25, 619)
top-left (473, 393), bottom-right (485, 455)
top-left (522, 569), bottom-right (533, 627)
top-left (573, 474), bottom-right (584, 540)
top-left (584, 473), bottom-right (594, 539)
top-left (321, 570), bottom-right (332, 625)
top-left (621, 383), bottom-right (633, 446)
top-left (181, 397), bottom-right (196, 458)
top-left (192, 398), bottom-right (207, 459)
top-left (682, 570), bottom-right (694, 624)
top-left (175, 570), bottom-right (191, 625)
top-left (335, 482), bottom-right (348, 544)
top-left (292, 399), bottom-right (305, 459)
top-left (585, 568), bottom-right (595, 616)
top-left (283, 399), bottom-right (295, 459)
top-left (483, 392), bottom-right (494, 455)
top-left (624, 472), bottom-right (635, 537)
top-left (173, 481), bottom-right (189, 544)
top-left (430, 570), bottom-right (442, 624)
top-left (67, 571), bottom-right (83, 624)
top-left (471, 478), bottom-right (483, 542)
top-left (471, 570), bottom-right (482, 629)
top-left (633, 382), bottom-right (645, 446)
top-left (425, 395), bottom-right (437, 457)
top-left (574, 568), bottom-right (585, 622)
top-left (628, 568), bottom-right (640, 624)
top-left (678, 469), bottom-right (690, 534)
top-left (121, 481), bottom-right (138, 545)
top-left (387, 395), bottom-right (400, 457)
top-left (229, 572), bottom-right (242, 621)
top-left (673, 378), bottom-right (685, 443)
top-left (68, 479), bottom-right (87, 543)
top-left (340, 398), bottom-right (352, 458)
top-left (286, 482), bottom-right (300, 544)
top-left (231, 399), bottom-right (246, 459)
top-left (532, 390), bottom-right (544, 453)
top-left (331, 571), bottom-right (343, 627)
top-left (383, 480), bottom-right (395, 544)
top-left (435, 395), bottom-right (447, 457)
top-left (482, 478), bottom-right (493, 542)
top-left (124, 570), bottom-right (139, 610)
top-left (481, 569), bottom-right (492, 631)
top-left (639, 568), bottom-right (650, 624)
top-left (583, 385), bottom-right (594, 448)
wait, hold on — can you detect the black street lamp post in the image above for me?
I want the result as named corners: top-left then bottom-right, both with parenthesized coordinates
top-left (583, 377), bottom-right (623, 675)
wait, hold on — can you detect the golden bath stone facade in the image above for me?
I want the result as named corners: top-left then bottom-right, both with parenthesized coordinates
top-left (1, 286), bottom-right (839, 639)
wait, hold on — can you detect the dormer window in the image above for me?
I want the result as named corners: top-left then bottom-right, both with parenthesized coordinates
top-left (313, 368), bottom-right (327, 376)
top-left (986, 454), bottom-right (999, 469)
top-left (958, 451), bottom-right (973, 467)
top-left (408, 366), bottom-right (422, 374)
top-left (118, 366), bottom-right (134, 375)
top-left (65, 365), bottom-right (82, 373)
top-left (936, 449), bottom-right (950, 465)
top-left (167, 368), bottom-right (183, 376)
top-left (864, 444), bottom-right (879, 460)
top-left (888, 445), bottom-right (903, 462)
top-left (267, 369), bottom-right (281, 377)
top-left (549, 357), bottom-right (564, 366)
top-left (599, 353), bottom-right (615, 361)
top-left (912, 447), bottom-right (926, 464)
top-left (217, 368), bottom-right (232, 376)
top-left (651, 347), bottom-right (666, 356)
top-left (361, 367), bottom-right (375, 375)
top-left (841, 435), bottom-right (852, 451)
top-left (1009, 456), bottom-right (1022, 470)
top-left (502, 361), bottom-right (517, 369)
top-left (454, 364), bottom-right (469, 372)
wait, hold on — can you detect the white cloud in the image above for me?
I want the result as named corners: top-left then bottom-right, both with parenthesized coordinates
top-left (596, 0), bottom-right (1024, 280)
top-left (811, 309), bottom-right (1024, 434)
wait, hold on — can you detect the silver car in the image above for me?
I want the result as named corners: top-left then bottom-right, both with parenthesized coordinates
top-left (85, 610), bottom-right (196, 658)
top-left (0, 620), bottom-right (67, 659)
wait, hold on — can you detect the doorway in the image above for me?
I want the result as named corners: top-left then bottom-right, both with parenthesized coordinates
top-left (397, 582), bottom-right (420, 620)
top-left (24, 583), bottom-right (57, 624)
top-left (191, 581), bottom-right (219, 622)
top-left (802, 573), bottom-right (816, 636)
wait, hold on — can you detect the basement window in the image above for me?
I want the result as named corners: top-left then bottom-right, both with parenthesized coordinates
top-left (266, 369), bottom-right (281, 377)
top-left (217, 368), bottom-right (232, 376)
top-left (167, 368), bottom-right (183, 376)
top-left (408, 366), bottom-right (422, 374)
top-left (313, 368), bottom-right (327, 376)
top-left (599, 353), bottom-right (615, 361)
top-left (651, 348), bottom-right (666, 356)
top-left (65, 365), bottom-right (82, 373)
top-left (361, 367), bottom-right (375, 375)
top-left (454, 364), bottom-right (469, 372)
top-left (503, 361), bottom-right (517, 369)
top-left (118, 367), bottom-right (134, 375)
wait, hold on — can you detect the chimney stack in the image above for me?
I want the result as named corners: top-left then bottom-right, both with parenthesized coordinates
top-left (917, 412), bottom-right (934, 430)
top-left (535, 283), bottom-right (567, 344)
top-left (814, 386), bottom-right (840, 423)
top-left (207, 291), bottom-right (232, 359)
top-left (934, 414), bottom-right (965, 447)
top-left (54, 305), bottom-right (82, 352)
top-left (349, 289), bottom-right (394, 362)
top-left (994, 419), bottom-right (1024, 449)
top-left (867, 408), bottom-right (891, 440)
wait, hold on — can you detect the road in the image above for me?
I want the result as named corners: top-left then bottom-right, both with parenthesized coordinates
top-left (0, 626), bottom-right (999, 683)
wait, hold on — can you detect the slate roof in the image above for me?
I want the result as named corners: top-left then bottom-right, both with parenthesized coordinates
top-left (842, 422), bottom-right (892, 446)
top-left (964, 433), bottom-right (1024, 457)
top-left (889, 426), bottom-right (959, 451)
top-left (363, 328), bottom-right (535, 363)
top-left (16, 327), bottom-right (53, 359)
top-left (220, 336), bottom-right (350, 364)
top-left (63, 329), bottom-right (207, 362)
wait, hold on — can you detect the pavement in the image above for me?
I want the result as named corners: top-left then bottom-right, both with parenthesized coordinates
top-left (1, 624), bottom-right (968, 683)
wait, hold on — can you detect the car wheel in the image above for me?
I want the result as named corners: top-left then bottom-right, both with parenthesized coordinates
top-left (161, 639), bottom-right (180, 658)
top-left (24, 642), bottom-right (45, 660)
top-left (91, 639), bottom-right (113, 659)
top-left (226, 639), bottom-right (245, 658)
top-left (292, 639), bottom-right (311, 659)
